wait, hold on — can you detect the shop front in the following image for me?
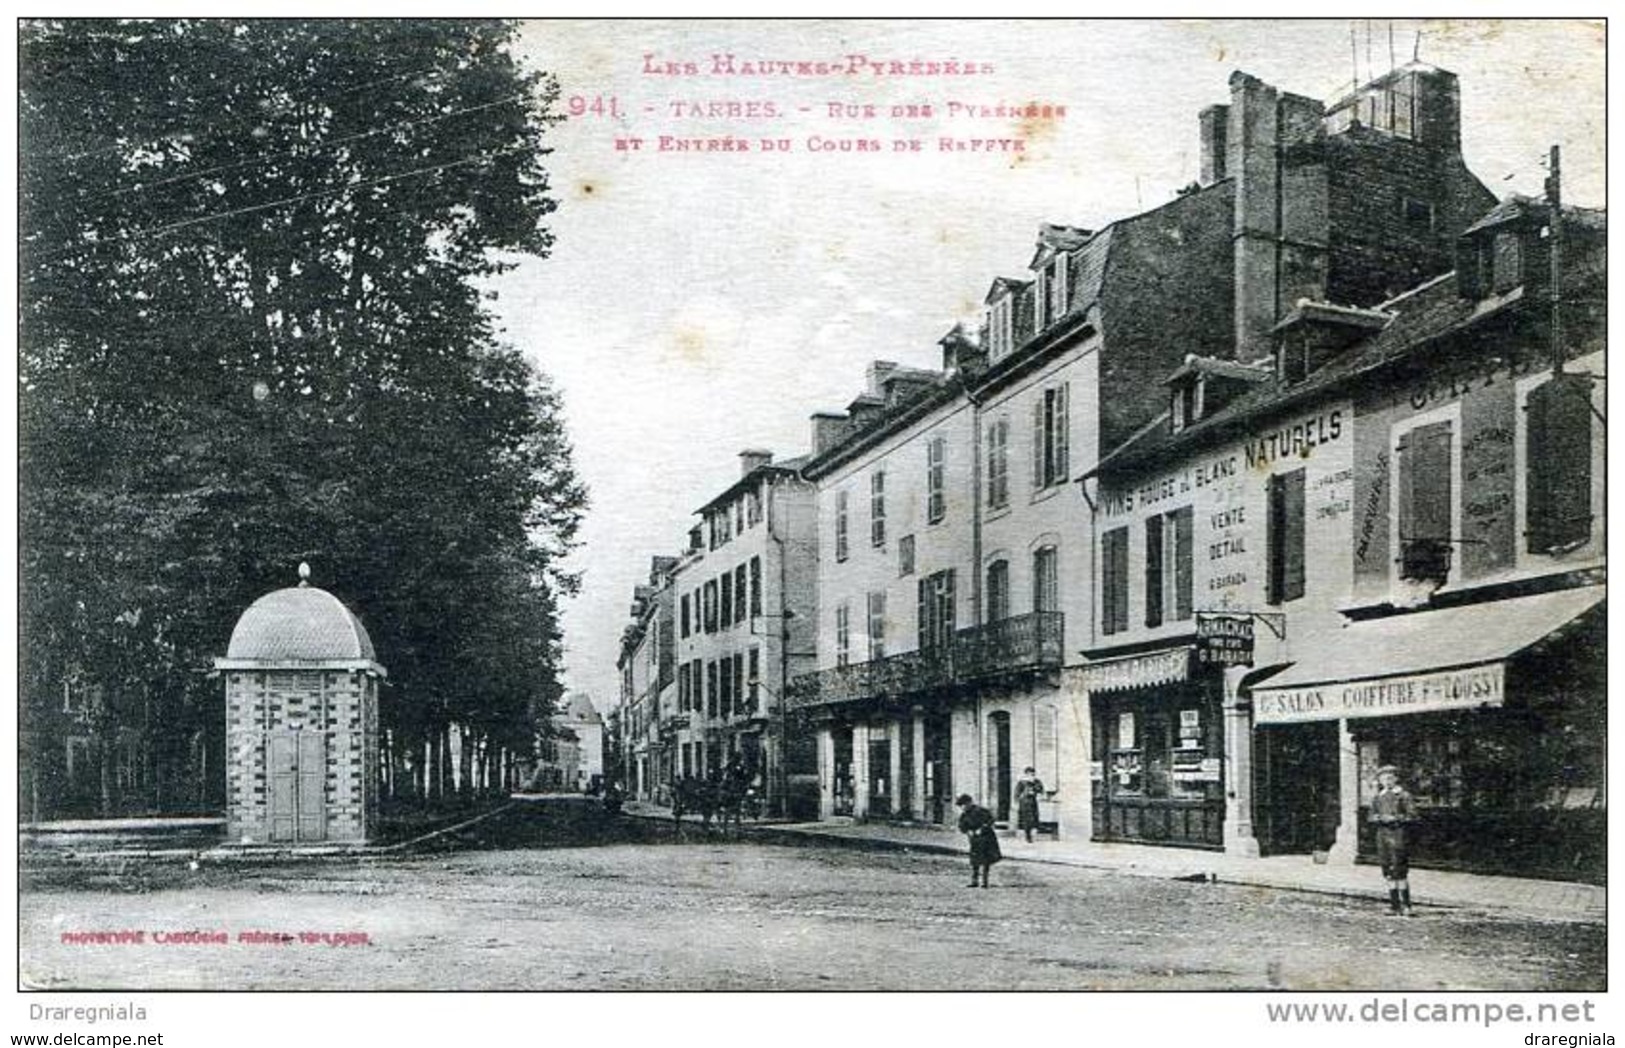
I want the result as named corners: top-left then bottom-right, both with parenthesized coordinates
top-left (1086, 646), bottom-right (1226, 849)
top-left (1250, 585), bottom-right (1605, 883)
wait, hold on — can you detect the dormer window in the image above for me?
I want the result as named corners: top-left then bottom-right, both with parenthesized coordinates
top-left (1278, 332), bottom-right (1311, 385)
top-left (987, 295), bottom-right (1014, 361)
top-left (1170, 377), bottom-right (1203, 432)
top-left (1047, 253), bottom-right (1068, 323)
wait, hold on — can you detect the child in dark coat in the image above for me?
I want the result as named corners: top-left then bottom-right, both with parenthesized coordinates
top-left (1370, 765), bottom-right (1417, 916)
top-left (955, 794), bottom-right (1002, 888)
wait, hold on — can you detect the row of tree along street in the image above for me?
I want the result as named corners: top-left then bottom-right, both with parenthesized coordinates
top-left (20, 19), bottom-right (586, 818)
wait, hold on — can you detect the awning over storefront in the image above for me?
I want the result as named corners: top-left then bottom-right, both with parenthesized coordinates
top-left (1251, 585), bottom-right (1604, 724)
top-left (1081, 645), bottom-right (1192, 694)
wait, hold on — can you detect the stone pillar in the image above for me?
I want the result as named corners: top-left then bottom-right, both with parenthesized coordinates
top-left (911, 714), bottom-right (927, 820)
top-left (852, 722), bottom-right (871, 819)
top-left (1328, 718), bottom-right (1361, 864)
top-left (817, 728), bottom-right (834, 819)
top-left (1223, 677), bottom-right (1260, 857)
top-left (888, 720), bottom-right (902, 817)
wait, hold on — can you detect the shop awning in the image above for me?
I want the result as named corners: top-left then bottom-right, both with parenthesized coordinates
top-left (1251, 585), bottom-right (1604, 724)
top-left (1081, 645), bottom-right (1192, 694)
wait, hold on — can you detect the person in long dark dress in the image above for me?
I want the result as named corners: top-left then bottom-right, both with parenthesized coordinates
top-left (1014, 766), bottom-right (1045, 843)
top-left (955, 794), bottom-right (1001, 887)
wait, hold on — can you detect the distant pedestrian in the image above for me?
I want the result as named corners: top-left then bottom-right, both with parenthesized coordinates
top-left (1014, 766), bottom-right (1045, 843)
top-left (1370, 765), bottom-right (1417, 917)
top-left (955, 794), bottom-right (1001, 888)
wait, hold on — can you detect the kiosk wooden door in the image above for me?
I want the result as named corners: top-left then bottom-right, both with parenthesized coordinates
top-left (269, 731), bottom-right (327, 843)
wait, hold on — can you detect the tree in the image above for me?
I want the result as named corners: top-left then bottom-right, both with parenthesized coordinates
top-left (20, 18), bottom-right (585, 816)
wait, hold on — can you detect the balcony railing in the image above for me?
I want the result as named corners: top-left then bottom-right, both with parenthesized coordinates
top-left (787, 611), bottom-right (1063, 710)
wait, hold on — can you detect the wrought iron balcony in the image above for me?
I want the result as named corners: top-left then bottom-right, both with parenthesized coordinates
top-left (787, 611), bottom-right (1063, 710)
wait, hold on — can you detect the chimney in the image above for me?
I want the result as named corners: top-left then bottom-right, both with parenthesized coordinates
top-left (939, 323), bottom-right (985, 374)
top-left (865, 360), bottom-right (899, 397)
top-left (1228, 71), bottom-right (1282, 363)
top-left (738, 448), bottom-right (773, 477)
top-left (847, 393), bottom-right (885, 429)
top-left (1411, 66), bottom-right (1462, 155)
top-left (1199, 104), bottom-right (1229, 184)
top-left (810, 411), bottom-right (850, 455)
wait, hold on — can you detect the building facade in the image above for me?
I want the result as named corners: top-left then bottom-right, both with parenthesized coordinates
top-left (1087, 196), bottom-right (1604, 879)
top-left (670, 451), bottom-right (820, 817)
top-left (558, 692), bottom-right (605, 791)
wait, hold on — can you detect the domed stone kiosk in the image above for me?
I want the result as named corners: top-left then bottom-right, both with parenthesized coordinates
top-left (215, 564), bottom-right (386, 844)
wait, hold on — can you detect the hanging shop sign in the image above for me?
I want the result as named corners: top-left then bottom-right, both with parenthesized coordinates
top-left (1253, 662), bottom-right (1506, 724)
top-left (1195, 613), bottom-right (1255, 667)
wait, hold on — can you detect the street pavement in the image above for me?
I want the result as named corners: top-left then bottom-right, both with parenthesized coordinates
top-left (19, 802), bottom-right (1604, 991)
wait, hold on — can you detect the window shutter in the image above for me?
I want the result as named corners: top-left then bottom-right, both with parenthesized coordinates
top-left (1035, 706), bottom-right (1060, 786)
top-left (1527, 374), bottom-right (1594, 553)
top-left (1032, 399), bottom-right (1046, 489)
top-left (1144, 514), bottom-right (1164, 628)
top-left (944, 569), bottom-right (957, 635)
top-left (1398, 423), bottom-right (1453, 580)
top-left (917, 578), bottom-right (929, 652)
top-left (1266, 475), bottom-right (1284, 605)
top-left (1173, 507), bottom-right (1194, 620)
top-left (1282, 470), bottom-right (1306, 601)
top-left (1056, 383), bottom-right (1070, 481)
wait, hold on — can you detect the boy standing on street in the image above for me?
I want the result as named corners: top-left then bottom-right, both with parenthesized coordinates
top-left (1370, 765), bottom-right (1417, 916)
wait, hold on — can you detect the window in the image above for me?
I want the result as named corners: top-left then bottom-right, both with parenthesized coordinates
top-left (1395, 422), bottom-right (1453, 583)
top-left (985, 559), bottom-right (1010, 622)
top-left (866, 591), bottom-right (887, 660)
top-left (1525, 374), bottom-right (1593, 554)
top-left (835, 489), bottom-right (850, 562)
top-left (1049, 254), bottom-right (1068, 320)
top-left (988, 295), bottom-right (1014, 360)
top-left (720, 655), bottom-right (733, 718)
top-left (677, 663), bottom-right (688, 712)
top-left (746, 490), bottom-right (762, 527)
top-left (1032, 546), bottom-right (1059, 614)
top-left (749, 556), bottom-right (762, 618)
top-left (916, 569), bottom-right (957, 651)
top-left (747, 648), bottom-right (760, 711)
top-left (1492, 231), bottom-right (1523, 294)
top-left (898, 534), bottom-right (916, 577)
top-left (835, 603), bottom-right (851, 667)
top-left (734, 563), bottom-right (747, 624)
top-left (1402, 196), bottom-right (1435, 231)
top-left (1032, 383), bottom-right (1070, 489)
top-left (927, 435), bottom-right (946, 523)
top-left (871, 468), bottom-right (887, 547)
top-left (986, 416), bottom-right (1010, 509)
top-left (691, 659), bottom-right (703, 712)
top-left (733, 653), bottom-right (745, 717)
top-left (1144, 515), bottom-right (1164, 628)
top-left (734, 500), bottom-right (745, 535)
top-left (1145, 508), bottom-right (1194, 625)
top-left (706, 661), bottom-right (718, 719)
top-left (1172, 379), bottom-right (1202, 432)
top-left (703, 580), bottom-right (718, 633)
top-left (680, 594), bottom-right (691, 638)
top-left (1267, 469), bottom-right (1307, 603)
top-left (719, 572), bottom-right (734, 629)
top-left (1101, 527), bottom-right (1129, 635)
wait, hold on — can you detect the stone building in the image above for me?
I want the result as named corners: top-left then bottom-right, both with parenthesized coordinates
top-left (615, 557), bottom-right (676, 802)
top-left (1086, 195), bottom-right (1604, 879)
top-left (214, 564), bottom-right (385, 844)
top-left (668, 451), bottom-right (820, 816)
top-left (558, 692), bottom-right (605, 791)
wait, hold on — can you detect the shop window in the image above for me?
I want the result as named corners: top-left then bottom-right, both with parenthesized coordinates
top-left (985, 559), bottom-right (1010, 622)
top-left (1267, 469), bottom-right (1307, 604)
top-left (1395, 421), bottom-right (1454, 583)
top-left (898, 534), bottom-right (916, 577)
top-left (1101, 527), bottom-right (1129, 635)
top-left (986, 416), bottom-right (1010, 509)
top-left (1110, 712), bottom-right (1142, 795)
top-left (835, 489), bottom-right (850, 562)
top-left (835, 603), bottom-right (851, 667)
top-left (926, 436), bottom-right (947, 523)
top-left (866, 591), bottom-right (887, 661)
top-left (749, 556), bottom-right (762, 619)
top-left (917, 569), bottom-right (956, 651)
top-left (1032, 545), bottom-right (1059, 614)
top-left (1525, 374), bottom-right (1593, 554)
top-left (1032, 383), bottom-right (1070, 490)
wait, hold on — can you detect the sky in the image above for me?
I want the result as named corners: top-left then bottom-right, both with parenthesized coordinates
top-left (485, 19), bottom-right (1606, 712)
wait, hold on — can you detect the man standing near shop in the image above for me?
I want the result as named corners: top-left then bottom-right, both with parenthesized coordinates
top-left (1371, 765), bottom-right (1417, 917)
